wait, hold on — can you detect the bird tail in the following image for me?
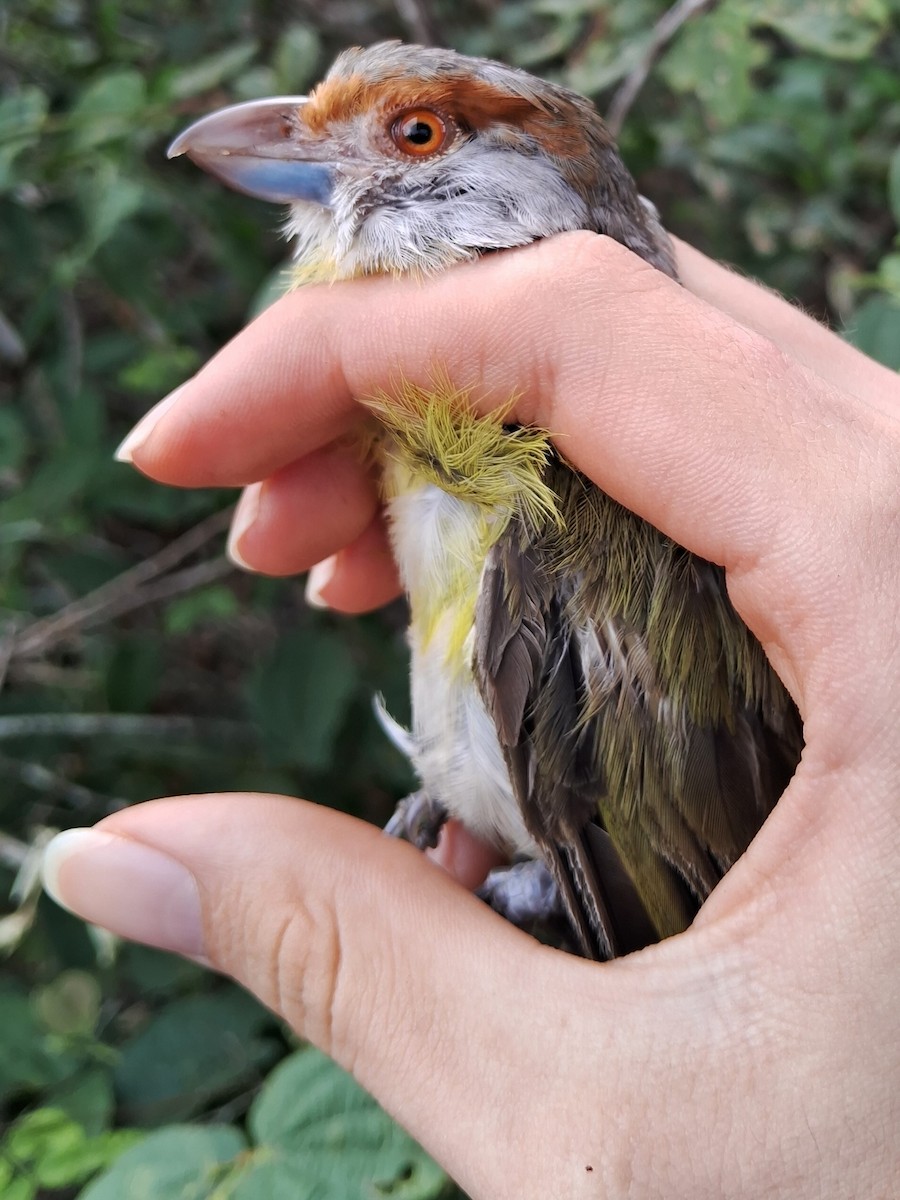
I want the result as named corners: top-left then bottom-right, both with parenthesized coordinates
top-left (549, 824), bottom-right (658, 961)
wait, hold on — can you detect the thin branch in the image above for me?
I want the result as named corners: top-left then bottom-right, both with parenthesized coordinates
top-left (0, 751), bottom-right (127, 811)
top-left (393, 0), bottom-right (443, 46)
top-left (0, 832), bottom-right (30, 871)
top-left (8, 506), bottom-right (234, 661)
top-left (0, 713), bottom-right (255, 742)
top-left (14, 554), bottom-right (235, 646)
top-left (0, 623), bottom-right (15, 695)
top-left (59, 290), bottom-right (84, 401)
top-left (118, 555), bottom-right (234, 611)
top-left (0, 306), bottom-right (26, 366)
top-left (6, 662), bottom-right (96, 690)
top-left (606, 0), bottom-right (718, 137)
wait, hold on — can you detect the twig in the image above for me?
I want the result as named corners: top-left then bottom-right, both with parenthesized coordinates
top-left (59, 290), bottom-right (84, 401)
top-left (0, 713), bottom-right (255, 742)
top-left (5, 662), bottom-right (96, 690)
top-left (393, 0), bottom-right (443, 46)
top-left (0, 831), bottom-right (30, 871)
top-left (116, 555), bottom-right (234, 611)
top-left (0, 306), bottom-right (26, 366)
top-left (13, 554), bottom-right (234, 647)
top-left (0, 751), bottom-right (127, 811)
top-left (0, 622), bottom-right (15, 695)
top-left (8, 506), bottom-right (234, 661)
top-left (606, 0), bottom-right (718, 137)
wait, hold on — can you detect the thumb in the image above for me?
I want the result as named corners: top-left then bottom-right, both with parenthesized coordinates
top-left (40, 793), bottom-right (621, 1194)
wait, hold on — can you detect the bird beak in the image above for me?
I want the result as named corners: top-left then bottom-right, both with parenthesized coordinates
top-left (167, 97), bottom-right (336, 208)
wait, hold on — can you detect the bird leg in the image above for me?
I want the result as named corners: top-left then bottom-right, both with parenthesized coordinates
top-left (387, 801), bottom-right (577, 949)
top-left (384, 789), bottom-right (448, 850)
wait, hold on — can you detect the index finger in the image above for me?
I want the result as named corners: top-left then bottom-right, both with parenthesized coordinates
top-left (126, 234), bottom-right (888, 569)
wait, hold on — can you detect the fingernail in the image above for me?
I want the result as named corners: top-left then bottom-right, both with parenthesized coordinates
top-left (42, 828), bottom-right (206, 959)
top-left (227, 483), bottom-right (263, 571)
top-left (305, 555), bottom-right (337, 608)
top-left (115, 383), bottom-right (189, 463)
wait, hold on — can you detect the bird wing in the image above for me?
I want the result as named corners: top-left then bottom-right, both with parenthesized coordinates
top-left (474, 456), bottom-right (802, 960)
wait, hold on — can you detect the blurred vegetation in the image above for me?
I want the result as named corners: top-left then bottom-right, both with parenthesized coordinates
top-left (0, 0), bottom-right (898, 1195)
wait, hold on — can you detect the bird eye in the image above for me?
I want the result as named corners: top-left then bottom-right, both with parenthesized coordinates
top-left (390, 109), bottom-right (448, 157)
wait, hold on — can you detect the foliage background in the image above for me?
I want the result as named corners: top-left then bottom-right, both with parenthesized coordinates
top-left (1, 0), bottom-right (898, 1195)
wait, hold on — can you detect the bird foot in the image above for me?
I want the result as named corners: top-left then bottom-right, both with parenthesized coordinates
top-left (477, 858), bottom-right (567, 928)
top-left (384, 790), bottom-right (448, 851)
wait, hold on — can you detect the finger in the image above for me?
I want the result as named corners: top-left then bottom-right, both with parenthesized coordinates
top-left (124, 234), bottom-right (889, 562)
top-left (305, 514), bottom-right (402, 613)
top-left (38, 794), bottom-right (636, 1196)
top-left (672, 237), bottom-right (898, 406)
top-left (227, 443), bottom-right (378, 576)
top-left (116, 297), bottom-right (369, 486)
top-left (426, 819), bottom-right (507, 890)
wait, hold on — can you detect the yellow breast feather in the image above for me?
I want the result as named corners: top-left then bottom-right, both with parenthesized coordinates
top-left (366, 375), bottom-right (561, 668)
top-left (365, 374), bottom-right (560, 529)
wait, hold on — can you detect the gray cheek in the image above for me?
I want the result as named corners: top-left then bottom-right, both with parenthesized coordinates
top-left (326, 150), bottom-right (591, 272)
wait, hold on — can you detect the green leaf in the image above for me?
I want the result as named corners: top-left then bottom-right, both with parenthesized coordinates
top-left (565, 32), bottom-right (650, 95)
top-left (36, 1127), bottom-right (142, 1189)
top-left (0, 406), bottom-right (31, 473)
top-left (118, 945), bottom-right (207, 999)
top-left (69, 70), bottom-right (147, 151)
top-left (876, 253), bottom-right (900, 301)
top-left (273, 25), bottom-right (321, 92)
top-left (0, 86), bottom-right (48, 192)
top-left (844, 295), bottom-right (900, 369)
top-left (114, 989), bottom-right (278, 1125)
top-left (163, 43), bottom-right (259, 101)
top-left (33, 970), bottom-right (101, 1037)
top-left (0, 982), bottom-right (77, 1102)
top-left (0, 1177), bottom-right (35, 1200)
top-left (0, 451), bottom-right (100, 525)
top-left (246, 263), bottom-right (295, 320)
top-left (3, 1107), bottom-right (138, 1190)
top-left (234, 67), bottom-right (280, 101)
top-left (248, 627), bottom-right (359, 771)
top-left (105, 635), bottom-right (166, 713)
top-left (54, 163), bottom-right (146, 285)
top-left (6, 1108), bottom-right (82, 1163)
top-left (755, 0), bottom-right (889, 59)
top-left (249, 1049), bottom-right (380, 1148)
top-left (164, 585), bottom-right (239, 635)
top-left (78, 1125), bottom-right (245, 1200)
top-left (46, 1067), bottom-right (116, 1137)
top-left (118, 346), bottom-right (200, 395)
top-left (661, 3), bottom-right (769, 126)
top-left (83, 171), bottom-right (145, 256)
top-left (241, 1048), bottom-right (449, 1199)
top-left (888, 147), bottom-right (900, 225)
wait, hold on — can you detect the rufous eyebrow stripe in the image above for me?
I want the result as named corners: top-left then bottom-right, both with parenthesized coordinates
top-left (302, 71), bottom-right (602, 159)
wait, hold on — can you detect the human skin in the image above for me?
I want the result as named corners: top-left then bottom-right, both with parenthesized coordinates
top-left (43, 234), bottom-right (900, 1197)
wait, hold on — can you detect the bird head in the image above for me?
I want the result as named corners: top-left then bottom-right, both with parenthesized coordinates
top-left (169, 41), bottom-right (675, 280)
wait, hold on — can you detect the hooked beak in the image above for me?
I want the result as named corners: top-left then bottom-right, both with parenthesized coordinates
top-left (167, 96), bottom-right (335, 208)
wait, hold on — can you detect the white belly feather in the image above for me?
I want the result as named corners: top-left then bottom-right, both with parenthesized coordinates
top-left (387, 482), bottom-right (539, 857)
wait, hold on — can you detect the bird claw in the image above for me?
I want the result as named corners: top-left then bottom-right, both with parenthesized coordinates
top-left (384, 790), bottom-right (448, 851)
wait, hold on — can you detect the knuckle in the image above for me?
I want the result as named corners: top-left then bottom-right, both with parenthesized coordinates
top-left (255, 870), bottom-right (406, 1076)
top-left (211, 869), bottom-right (349, 1059)
top-left (577, 231), bottom-right (675, 299)
top-left (267, 895), bottom-right (345, 1054)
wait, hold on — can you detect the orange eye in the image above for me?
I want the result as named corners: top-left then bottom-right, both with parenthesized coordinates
top-left (390, 109), bottom-right (448, 157)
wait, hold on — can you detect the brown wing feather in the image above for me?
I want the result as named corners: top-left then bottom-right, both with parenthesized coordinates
top-left (474, 458), bottom-right (802, 959)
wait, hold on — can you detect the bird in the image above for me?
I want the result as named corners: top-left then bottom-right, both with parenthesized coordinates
top-left (168, 41), bottom-right (802, 960)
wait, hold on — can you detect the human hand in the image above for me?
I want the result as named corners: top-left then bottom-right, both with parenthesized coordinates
top-left (44, 235), bottom-right (900, 1197)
